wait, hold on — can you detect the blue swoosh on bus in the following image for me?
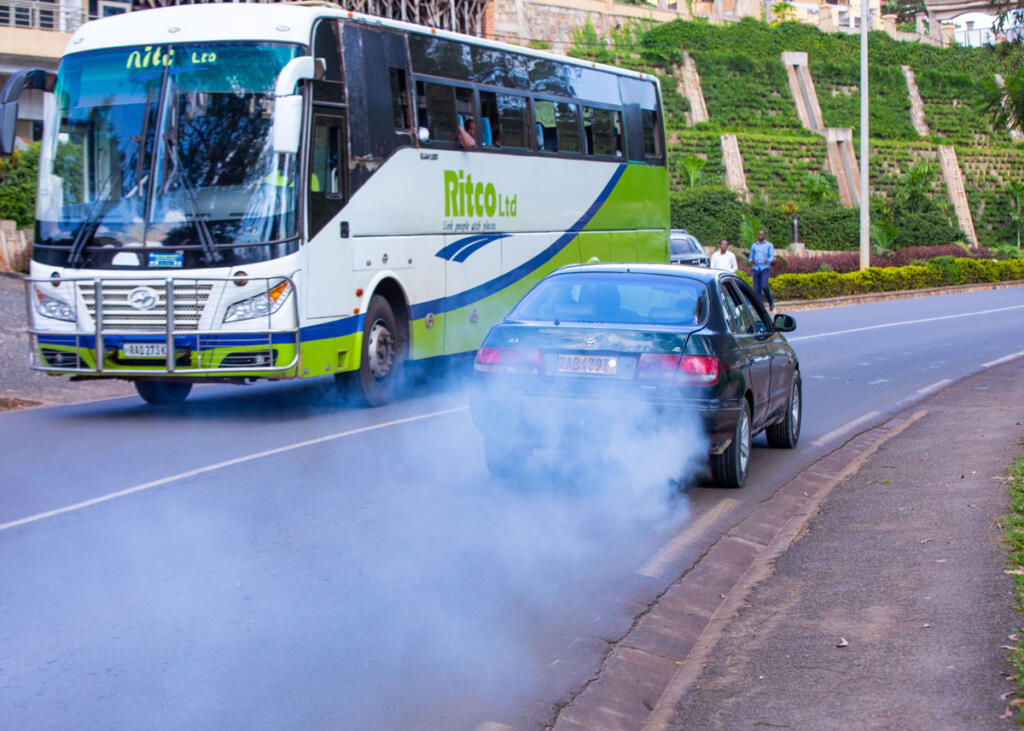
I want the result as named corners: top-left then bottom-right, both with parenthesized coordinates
top-left (435, 233), bottom-right (510, 262)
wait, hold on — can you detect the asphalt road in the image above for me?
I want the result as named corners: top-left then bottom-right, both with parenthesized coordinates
top-left (1, 287), bottom-right (1022, 730)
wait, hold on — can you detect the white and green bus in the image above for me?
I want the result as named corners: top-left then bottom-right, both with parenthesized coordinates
top-left (0, 3), bottom-right (670, 405)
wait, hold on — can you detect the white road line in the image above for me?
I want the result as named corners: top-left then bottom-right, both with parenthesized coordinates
top-left (811, 410), bottom-right (881, 447)
top-left (868, 378), bottom-right (889, 385)
top-left (788, 304), bottom-right (1024, 343)
top-left (0, 405), bottom-right (469, 533)
top-left (638, 499), bottom-right (741, 579)
top-left (917, 378), bottom-right (953, 396)
top-left (982, 350), bottom-right (1024, 368)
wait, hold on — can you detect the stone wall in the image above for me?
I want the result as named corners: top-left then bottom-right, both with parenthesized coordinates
top-left (489, 0), bottom-right (689, 53)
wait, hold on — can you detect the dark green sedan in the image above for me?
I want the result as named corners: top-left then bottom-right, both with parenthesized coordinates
top-left (469, 263), bottom-right (802, 488)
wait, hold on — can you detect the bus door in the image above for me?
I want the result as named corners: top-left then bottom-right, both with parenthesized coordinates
top-left (305, 19), bottom-right (349, 320)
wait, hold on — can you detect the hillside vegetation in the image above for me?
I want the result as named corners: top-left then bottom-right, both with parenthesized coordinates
top-left (570, 17), bottom-right (1024, 257)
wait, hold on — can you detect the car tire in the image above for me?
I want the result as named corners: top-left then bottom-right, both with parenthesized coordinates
top-left (356, 295), bottom-right (405, 407)
top-left (766, 373), bottom-right (801, 449)
top-left (710, 401), bottom-right (751, 489)
top-left (135, 380), bottom-right (192, 405)
top-left (484, 438), bottom-right (532, 478)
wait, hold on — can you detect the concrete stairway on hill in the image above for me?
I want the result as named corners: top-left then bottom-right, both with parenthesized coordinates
top-left (677, 53), bottom-right (709, 126)
top-left (902, 66), bottom-right (931, 137)
top-left (938, 145), bottom-right (979, 247)
top-left (720, 133), bottom-right (749, 201)
top-left (824, 128), bottom-right (861, 208)
top-left (782, 51), bottom-right (824, 131)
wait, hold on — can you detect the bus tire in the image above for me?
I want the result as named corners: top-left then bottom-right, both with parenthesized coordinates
top-left (135, 380), bottom-right (192, 405)
top-left (357, 294), bottom-right (405, 406)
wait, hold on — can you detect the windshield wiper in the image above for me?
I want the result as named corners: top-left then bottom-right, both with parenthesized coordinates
top-left (66, 177), bottom-right (116, 267)
top-left (162, 133), bottom-right (221, 266)
top-left (156, 72), bottom-right (221, 266)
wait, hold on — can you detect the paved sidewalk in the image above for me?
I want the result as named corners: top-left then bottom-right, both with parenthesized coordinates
top-left (666, 360), bottom-right (1024, 729)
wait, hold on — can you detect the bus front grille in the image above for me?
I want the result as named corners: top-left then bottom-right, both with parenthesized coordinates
top-left (79, 281), bottom-right (213, 333)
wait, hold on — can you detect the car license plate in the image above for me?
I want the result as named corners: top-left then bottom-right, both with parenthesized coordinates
top-left (557, 354), bottom-right (618, 375)
top-left (122, 342), bottom-right (167, 359)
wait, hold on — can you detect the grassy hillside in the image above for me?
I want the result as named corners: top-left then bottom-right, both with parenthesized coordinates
top-left (570, 17), bottom-right (1024, 256)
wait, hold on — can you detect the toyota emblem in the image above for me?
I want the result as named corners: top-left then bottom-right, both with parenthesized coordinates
top-left (583, 336), bottom-right (597, 348)
top-left (127, 286), bottom-right (159, 311)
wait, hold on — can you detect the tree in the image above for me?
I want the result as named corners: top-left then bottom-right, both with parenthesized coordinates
top-left (680, 154), bottom-right (707, 188)
top-left (740, 212), bottom-right (763, 248)
top-left (0, 142), bottom-right (40, 228)
top-left (870, 220), bottom-right (900, 257)
top-left (980, 68), bottom-right (1024, 137)
top-left (802, 172), bottom-right (836, 204)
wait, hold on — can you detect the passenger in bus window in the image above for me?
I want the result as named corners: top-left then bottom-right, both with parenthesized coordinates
top-left (458, 117), bottom-right (477, 150)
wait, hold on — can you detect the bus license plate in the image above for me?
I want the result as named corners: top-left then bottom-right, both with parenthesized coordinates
top-left (123, 342), bottom-right (167, 359)
top-left (557, 354), bottom-right (618, 375)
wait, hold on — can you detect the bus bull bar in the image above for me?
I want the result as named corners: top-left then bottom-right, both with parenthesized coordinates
top-left (24, 275), bottom-right (301, 376)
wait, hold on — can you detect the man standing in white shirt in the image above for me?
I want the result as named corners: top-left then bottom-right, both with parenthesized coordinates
top-left (710, 239), bottom-right (737, 272)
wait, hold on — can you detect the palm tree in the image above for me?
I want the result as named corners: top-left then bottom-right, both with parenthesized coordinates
top-left (1009, 180), bottom-right (1024, 251)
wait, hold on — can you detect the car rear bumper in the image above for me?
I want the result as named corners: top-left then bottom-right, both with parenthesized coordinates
top-left (470, 388), bottom-right (742, 453)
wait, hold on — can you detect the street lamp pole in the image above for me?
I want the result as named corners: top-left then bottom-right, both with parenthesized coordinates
top-left (859, 0), bottom-right (870, 270)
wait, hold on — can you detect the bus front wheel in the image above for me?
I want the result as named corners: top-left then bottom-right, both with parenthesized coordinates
top-left (135, 380), bottom-right (192, 405)
top-left (357, 295), bottom-right (405, 406)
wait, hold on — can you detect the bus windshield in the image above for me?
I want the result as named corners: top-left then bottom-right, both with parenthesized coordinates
top-left (38, 42), bottom-right (302, 265)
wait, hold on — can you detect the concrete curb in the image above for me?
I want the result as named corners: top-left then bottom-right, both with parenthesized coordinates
top-left (775, 279), bottom-right (1024, 312)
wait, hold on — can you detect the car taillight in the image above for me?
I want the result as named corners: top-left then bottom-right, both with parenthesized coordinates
top-left (636, 353), bottom-right (719, 386)
top-left (678, 355), bottom-right (720, 385)
top-left (637, 353), bottom-right (680, 381)
top-left (474, 346), bottom-right (542, 375)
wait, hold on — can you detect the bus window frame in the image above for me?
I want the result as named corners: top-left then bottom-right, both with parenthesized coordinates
top-left (413, 75), bottom-right (479, 150)
top-left (531, 95), bottom-right (583, 158)
top-left (580, 102), bottom-right (624, 161)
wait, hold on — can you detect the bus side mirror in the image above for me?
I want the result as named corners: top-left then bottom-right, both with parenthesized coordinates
top-left (0, 102), bottom-right (17, 157)
top-left (272, 56), bottom-right (325, 155)
top-left (0, 68), bottom-right (56, 157)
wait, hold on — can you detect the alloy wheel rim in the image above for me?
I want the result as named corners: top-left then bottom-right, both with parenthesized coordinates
top-left (367, 319), bottom-right (394, 379)
top-left (791, 382), bottom-right (801, 432)
top-left (738, 409), bottom-right (750, 473)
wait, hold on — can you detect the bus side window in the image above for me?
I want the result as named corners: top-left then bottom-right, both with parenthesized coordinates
top-left (389, 67), bottom-right (412, 138)
top-left (642, 108), bottom-right (661, 159)
top-left (309, 114), bottom-right (346, 238)
top-left (496, 93), bottom-right (527, 149)
top-left (555, 101), bottom-right (580, 154)
top-left (534, 99), bottom-right (556, 152)
top-left (479, 90), bottom-right (500, 147)
top-left (415, 80), bottom-right (457, 145)
top-left (583, 106), bottom-right (618, 157)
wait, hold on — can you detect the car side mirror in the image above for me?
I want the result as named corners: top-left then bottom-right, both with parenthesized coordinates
top-left (773, 313), bottom-right (796, 332)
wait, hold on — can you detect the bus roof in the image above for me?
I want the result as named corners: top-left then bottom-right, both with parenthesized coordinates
top-left (64, 3), bottom-right (659, 85)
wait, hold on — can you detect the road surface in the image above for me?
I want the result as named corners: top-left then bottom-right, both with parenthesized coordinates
top-left (1, 287), bottom-right (1022, 730)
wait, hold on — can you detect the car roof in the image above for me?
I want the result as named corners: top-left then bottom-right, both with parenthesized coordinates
top-left (551, 262), bottom-right (725, 283)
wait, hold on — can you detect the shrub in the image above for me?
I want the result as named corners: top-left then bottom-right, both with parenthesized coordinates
top-left (0, 142), bottom-right (40, 229)
top-left (670, 186), bottom-right (748, 246)
top-left (770, 258), bottom-right (1024, 299)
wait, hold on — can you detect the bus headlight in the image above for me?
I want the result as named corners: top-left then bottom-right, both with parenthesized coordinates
top-left (223, 280), bottom-right (292, 323)
top-left (33, 287), bottom-right (76, 322)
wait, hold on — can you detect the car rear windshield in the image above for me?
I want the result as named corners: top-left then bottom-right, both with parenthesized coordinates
top-left (670, 236), bottom-right (701, 256)
top-left (509, 271), bottom-right (710, 326)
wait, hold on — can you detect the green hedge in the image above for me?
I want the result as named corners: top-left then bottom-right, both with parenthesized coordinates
top-left (690, 53), bottom-right (802, 132)
top-left (810, 62), bottom-right (917, 140)
top-left (771, 257), bottom-right (1024, 299)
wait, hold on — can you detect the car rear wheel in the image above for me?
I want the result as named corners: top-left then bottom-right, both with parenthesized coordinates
top-left (135, 380), bottom-right (192, 405)
top-left (710, 401), bottom-right (751, 489)
top-left (356, 295), bottom-right (405, 407)
top-left (484, 438), bottom-right (532, 479)
top-left (766, 373), bottom-right (801, 449)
